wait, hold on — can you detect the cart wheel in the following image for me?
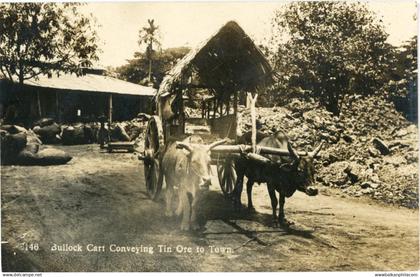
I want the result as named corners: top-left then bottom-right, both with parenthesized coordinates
top-left (144, 116), bottom-right (164, 200)
top-left (217, 157), bottom-right (237, 198)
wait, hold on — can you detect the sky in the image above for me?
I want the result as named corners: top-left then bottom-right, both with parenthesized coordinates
top-left (82, 1), bottom-right (418, 68)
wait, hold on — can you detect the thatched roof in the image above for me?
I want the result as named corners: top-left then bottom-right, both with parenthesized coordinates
top-left (157, 21), bottom-right (272, 103)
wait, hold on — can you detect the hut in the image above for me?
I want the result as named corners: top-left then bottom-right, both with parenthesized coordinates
top-left (156, 21), bottom-right (272, 139)
top-left (0, 68), bottom-right (155, 125)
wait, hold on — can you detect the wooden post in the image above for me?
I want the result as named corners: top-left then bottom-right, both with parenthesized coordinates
top-left (213, 98), bottom-right (217, 119)
top-left (248, 93), bottom-right (258, 153)
top-left (233, 91), bottom-right (238, 140)
top-left (179, 91), bottom-right (185, 135)
top-left (108, 94), bottom-right (113, 126)
top-left (226, 97), bottom-right (230, 115)
top-left (55, 91), bottom-right (60, 122)
top-left (233, 91), bottom-right (238, 116)
top-left (37, 90), bottom-right (42, 118)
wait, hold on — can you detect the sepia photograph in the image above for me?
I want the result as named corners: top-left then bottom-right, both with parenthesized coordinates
top-left (0, 0), bottom-right (418, 273)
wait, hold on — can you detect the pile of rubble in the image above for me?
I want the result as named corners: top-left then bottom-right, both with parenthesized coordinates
top-left (238, 95), bottom-right (418, 208)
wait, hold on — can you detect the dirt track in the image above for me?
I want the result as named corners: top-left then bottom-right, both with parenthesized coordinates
top-left (1, 145), bottom-right (419, 272)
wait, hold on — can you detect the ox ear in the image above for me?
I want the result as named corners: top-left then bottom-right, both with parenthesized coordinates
top-left (287, 141), bottom-right (300, 160)
top-left (208, 139), bottom-right (227, 151)
top-left (176, 142), bottom-right (192, 153)
top-left (309, 141), bottom-right (324, 158)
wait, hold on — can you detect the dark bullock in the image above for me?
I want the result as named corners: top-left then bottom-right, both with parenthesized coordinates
top-left (233, 131), bottom-right (323, 227)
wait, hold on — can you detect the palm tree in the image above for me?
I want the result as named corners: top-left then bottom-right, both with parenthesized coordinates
top-left (138, 19), bottom-right (161, 84)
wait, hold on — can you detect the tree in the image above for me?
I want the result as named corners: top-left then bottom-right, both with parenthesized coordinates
top-left (0, 3), bottom-right (99, 84)
top-left (384, 36), bottom-right (417, 121)
top-left (138, 19), bottom-right (161, 84)
top-left (116, 47), bottom-right (190, 87)
top-left (269, 2), bottom-right (392, 115)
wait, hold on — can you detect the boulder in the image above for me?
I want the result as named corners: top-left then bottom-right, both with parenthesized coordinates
top-left (372, 138), bottom-right (390, 155)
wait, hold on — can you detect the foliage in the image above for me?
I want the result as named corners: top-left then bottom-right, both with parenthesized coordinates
top-left (383, 36), bottom-right (417, 121)
top-left (116, 47), bottom-right (190, 88)
top-left (0, 3), bottom-right (99, 84)
top-left (267, 2), bottom-right (393, 115)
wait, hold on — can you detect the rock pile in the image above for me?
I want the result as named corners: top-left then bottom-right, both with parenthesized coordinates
top-left (238, 95), bottom-right (418, 208)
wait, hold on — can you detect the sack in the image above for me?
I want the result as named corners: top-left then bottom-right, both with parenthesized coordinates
top-left (26, 130), bottom-right (42, 145)
top-left (111, 123), bottom-right (130, 142)
top-left (34, 123), bottom-right (61, 144)
top-left (36, 148), bottom-right (72, 165)
top-left (15, 148), bottom-right (39, 165)
top-left (34, 118), bottom-right (55, 128)
top-left (0, 125), bottom-right (27, 134)
top-left (1, 132), bottom-right (28, 164)
top-left (62, 126), bottom-right (86, 145)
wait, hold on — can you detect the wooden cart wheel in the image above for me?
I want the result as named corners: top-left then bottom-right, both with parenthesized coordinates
top-left (144, 116), bottom-right (165, 200)
top-left (217, 157), bottom-right (237, 198)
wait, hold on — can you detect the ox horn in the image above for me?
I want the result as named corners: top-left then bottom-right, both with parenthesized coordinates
top-left (309, 141), bottom-right (324, 158)
top-left (176, 142), bottom-right (192, 153)
top-left (208, 139), bottom-right (227, 151)
top-left (287, 141), bottom-right (300, 160)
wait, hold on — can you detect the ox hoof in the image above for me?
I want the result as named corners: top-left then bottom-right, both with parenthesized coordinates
top-left (191, 223), bottom-right (201, 232)
top-left (232, 201), bottom-right (243, 212)
top-left (271, 219), bottom-right (280, 228)
top-left (165, 211), bottom-right (174, 217)
top-left (279, 218), bottom-right (294, 228)
top-left (247, 206), bottom-right (256, 214)
top-left (180, 224), bottom-right (190, 232)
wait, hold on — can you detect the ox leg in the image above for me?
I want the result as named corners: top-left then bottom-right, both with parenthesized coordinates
top-left (246, 179), bottom-right (256, 212)
top-left (278, 193), bottom-right (294, 227)
top-left (179, 192), bottom-right (190, 231)
top-left (190, 194), bottom-right (201, 231)
top-left (165, 182), bottom-right (174, 217)
top-left (267, 183), bottom-right (278, 227)
top-left (232, 171), bottom-right (244, 210)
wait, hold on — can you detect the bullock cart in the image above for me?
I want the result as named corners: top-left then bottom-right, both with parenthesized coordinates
top-left (139, 21), bottom-right (303, 200)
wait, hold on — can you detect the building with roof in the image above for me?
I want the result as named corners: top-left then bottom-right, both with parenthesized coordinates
top-left (0, 68), bottom-right (156, 125)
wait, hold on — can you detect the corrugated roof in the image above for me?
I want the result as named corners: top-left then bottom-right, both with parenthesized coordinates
top-left (22, 73), bottom-right (156, 96)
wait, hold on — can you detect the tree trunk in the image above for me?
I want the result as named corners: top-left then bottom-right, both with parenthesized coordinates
top-left (19, 68), bottom-right (24, 85)
top-left (148, 39), bottom-right (153, 83)
top-left (148, 59), bottom-right (152, 83)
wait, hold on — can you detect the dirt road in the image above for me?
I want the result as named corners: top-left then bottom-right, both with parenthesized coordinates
top-left (1, 145), bottom-right (419, 271)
